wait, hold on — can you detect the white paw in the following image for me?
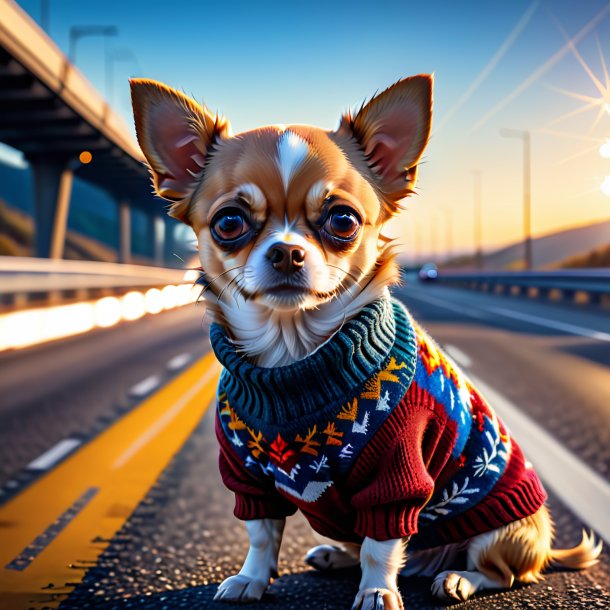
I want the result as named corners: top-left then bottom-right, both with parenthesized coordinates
top-left (351, 588), bottom-right (404, 610)
top-left (305, 544), bottom-right (360, 571)
top-left (431, 571), bottom-right (475, 602)
top-left (213, 574), bottom-right (268, 603)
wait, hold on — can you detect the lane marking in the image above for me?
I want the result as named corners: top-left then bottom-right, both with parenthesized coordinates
top-left (166, 352), bottom-right (193, 371)
top-left (0, 351), bottom-right (221, 608)
top-left (404, 291), bottom-right (487, 319)
top-left (114, 365), bottom-right (218, 468)
top-left (470, 372), bottom-right (610, 544)
top-left (406, 290), bottom-right (610, 342)
top-left (444, 344), bottom-right (472, 368)
top-left (26, 439), bottom-right (81, 471)
top-left (128, 374), bottom-right (161, 397)
top-left (487, 306), bottom-right (610, 342)
top-left (5, 488), bottom-right (98, 571)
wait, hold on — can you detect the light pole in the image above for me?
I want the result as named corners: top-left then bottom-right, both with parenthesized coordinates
top-left (441, 208), bottom-right (453, 263)
top-left (500, 128), bottom-right (532, 270)
top-left (106, 48), bottom-right (139, 106)
top-left (68, 25), bottom-right (118, 66)
top-left (472, 170), bottom-right (483, 269)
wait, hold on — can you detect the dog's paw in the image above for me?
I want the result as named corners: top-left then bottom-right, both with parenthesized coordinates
top-left (431, 571), bottom-right (475, 602)
top-left (213, 574), bottom-right (268, 603)
top-left (305, 544), bottom-right (360, 571)
top-left (351, 588), bottom-right (404, 610)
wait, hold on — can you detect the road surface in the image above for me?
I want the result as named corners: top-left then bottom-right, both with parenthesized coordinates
top-left (0, 280), bottom-right (609, 609)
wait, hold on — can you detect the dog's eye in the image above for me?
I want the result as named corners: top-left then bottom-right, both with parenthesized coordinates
top-left (324, 209), bottom-right (360, 240)
top-left (211, 209), bottom-right (251, 242)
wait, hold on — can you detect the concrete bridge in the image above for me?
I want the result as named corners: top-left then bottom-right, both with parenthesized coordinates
top-left (0, 0), bottom-right (167, 263)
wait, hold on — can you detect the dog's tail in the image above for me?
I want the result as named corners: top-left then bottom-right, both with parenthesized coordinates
top-left (549, 529), bottom-right (602, 570)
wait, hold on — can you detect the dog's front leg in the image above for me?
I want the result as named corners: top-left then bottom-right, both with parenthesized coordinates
top-left (351, 537), bottom-right (407, 610)
top-left (214, 518), bottom-right (285, 603)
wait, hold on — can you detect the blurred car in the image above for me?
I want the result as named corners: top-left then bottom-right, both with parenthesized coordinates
top-left (418, 262), bottom-right (438, 281)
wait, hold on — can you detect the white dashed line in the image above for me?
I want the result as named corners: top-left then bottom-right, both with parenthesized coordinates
top-left (167, 352), bottom-right (193, 371)
top-left (27, 438), bottom-right (81, 471)
top-left (113, 364), bottom-right (219, 469)
top-left (471, 374), bottom-right (610, 544)
top-left (128, 375), bottom-right (161, 398)
top-left (444, 344), bottom-right (473, 368)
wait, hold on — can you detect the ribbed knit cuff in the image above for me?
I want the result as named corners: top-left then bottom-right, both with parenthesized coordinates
top-left (233, 493), bottom-right (298, 522)
top-left (355, 501), bottom-right (422, 542)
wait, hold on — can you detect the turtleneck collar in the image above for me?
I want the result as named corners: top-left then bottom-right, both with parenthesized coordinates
top-left (210, 297), bottom-right (417, 436)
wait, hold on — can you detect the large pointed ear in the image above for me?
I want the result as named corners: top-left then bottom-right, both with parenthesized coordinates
top-left (339, 74), bottom-right (433, 205)
top-left (130, 78), bottom-right (230, 223)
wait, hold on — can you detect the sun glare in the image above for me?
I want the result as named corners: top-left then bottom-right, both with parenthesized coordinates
top-left (601, 176), bottom-right (610, 196)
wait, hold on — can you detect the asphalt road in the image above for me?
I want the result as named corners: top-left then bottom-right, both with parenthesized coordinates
top-left (0, 282), bottom-right (609, 609)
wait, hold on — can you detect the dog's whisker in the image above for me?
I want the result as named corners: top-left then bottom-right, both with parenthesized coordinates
top-left (200, 265), bottom-right (245, 299)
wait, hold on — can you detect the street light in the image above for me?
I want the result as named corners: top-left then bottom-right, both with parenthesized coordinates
top-left (68, 25), bottom-right (118, 65)
top-left (106, 48), bottom-right (140, 106)
top-left (500, 128), bottom-right (532, 270)
top-left (472, 170), bottom-right (483, 269)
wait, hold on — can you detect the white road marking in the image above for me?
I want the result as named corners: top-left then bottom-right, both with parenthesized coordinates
top-left (471, 373), bottom-right (610, 544)
top-left (167, 352), bottom-right (193, 371)
top-left (444, 344), bottom-right (472, 368)
top-left (113, 365), bottom-right (218, 469)
top-left (487, 306), bottom-right (610, 342)
top-left (128, 375), bottom-right (161, 398)
top-left (407, 290), bottom-right (610, 342)
top-left (405, 292), bottom-right (486, 319)
top-left (27, 438), bottom-right (81, 471)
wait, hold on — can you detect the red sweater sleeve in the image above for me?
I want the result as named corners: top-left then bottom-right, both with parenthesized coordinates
top-left (349, 384), bottom-right (457, 541)
top-left (215, 413), bottom-right (297, 521)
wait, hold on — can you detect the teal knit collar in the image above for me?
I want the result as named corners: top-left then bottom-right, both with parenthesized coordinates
top-left (210, 297), bottom-right (417, 435)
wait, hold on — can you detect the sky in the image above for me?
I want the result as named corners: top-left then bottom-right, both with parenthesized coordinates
top-left (12, 0), bottom-right (610, 261)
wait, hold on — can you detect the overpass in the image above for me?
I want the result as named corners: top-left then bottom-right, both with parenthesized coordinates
top-left (0, 0), bottom-right (168, 263)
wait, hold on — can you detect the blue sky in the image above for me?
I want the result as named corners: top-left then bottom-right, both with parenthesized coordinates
top-left (13, 0), bottom-right (610, 257)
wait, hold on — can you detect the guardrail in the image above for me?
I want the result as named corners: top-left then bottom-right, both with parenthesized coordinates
top-left (0, 257), bottom-right (201, 309)
top-left (0, 257), bottom-right (203, 351)
top-left (435, 270), bottom-right (610, 307)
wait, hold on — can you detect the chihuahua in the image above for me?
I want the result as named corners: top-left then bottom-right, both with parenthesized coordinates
top-left (130, 75), bottom-right (601, 609)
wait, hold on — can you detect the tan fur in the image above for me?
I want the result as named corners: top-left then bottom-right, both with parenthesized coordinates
top-left (476, 505), bottom-right (601, 587)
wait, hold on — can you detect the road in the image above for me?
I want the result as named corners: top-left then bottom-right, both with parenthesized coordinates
top-left (0, 281), bottom-right (609, 609)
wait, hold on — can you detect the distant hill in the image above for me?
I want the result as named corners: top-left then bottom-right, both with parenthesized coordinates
top-left (0, 161), bottom-right (193, 265)
top-left (444, 219), bottom-right (610, 270)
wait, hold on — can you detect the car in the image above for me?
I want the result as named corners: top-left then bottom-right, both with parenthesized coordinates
top-left (418, 262), bottom-right (438, 281)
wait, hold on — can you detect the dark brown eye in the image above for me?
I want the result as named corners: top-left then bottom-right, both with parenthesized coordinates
top-left (212, 208), bottom-right (251, 242)
top-left (324, 209), bottom-right (360, 240)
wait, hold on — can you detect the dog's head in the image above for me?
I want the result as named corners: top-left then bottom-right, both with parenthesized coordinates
top-left (131, 76), bottom-right (432, 316)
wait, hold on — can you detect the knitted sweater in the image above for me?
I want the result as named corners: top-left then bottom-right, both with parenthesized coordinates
top-left (211, 297), bottom-right (546, 547)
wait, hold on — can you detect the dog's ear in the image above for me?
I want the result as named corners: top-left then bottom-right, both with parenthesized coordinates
top-left (130, 78), bottom-right (230, 223)
top-left (339, 74), bottom-right (433, 207)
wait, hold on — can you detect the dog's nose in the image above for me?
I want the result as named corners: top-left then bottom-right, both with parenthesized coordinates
top-left (267, 243), bottom-right (306, 274)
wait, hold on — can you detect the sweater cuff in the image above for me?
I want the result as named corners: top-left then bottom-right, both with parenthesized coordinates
top-left (355, 501), bottom-right (422, 541)
top-left (233, 492), bottom-right (298, 521)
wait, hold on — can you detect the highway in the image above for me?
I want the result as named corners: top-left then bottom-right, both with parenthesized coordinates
top-left (0, 281), bottom-right (609, 609)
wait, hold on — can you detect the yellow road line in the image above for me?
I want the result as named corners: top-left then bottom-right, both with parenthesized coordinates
top-left (0, 352), bottom-right (221, 609)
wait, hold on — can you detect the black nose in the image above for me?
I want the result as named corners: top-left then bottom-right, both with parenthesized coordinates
top-left (267, 243), bottom-right (306, 274)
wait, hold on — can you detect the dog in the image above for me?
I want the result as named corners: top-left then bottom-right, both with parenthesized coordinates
top-left (130, 75), bottom-right (601, 609)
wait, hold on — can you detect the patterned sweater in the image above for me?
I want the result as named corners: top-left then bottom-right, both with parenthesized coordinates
top-left (211, 297), bottom-right (546, 547)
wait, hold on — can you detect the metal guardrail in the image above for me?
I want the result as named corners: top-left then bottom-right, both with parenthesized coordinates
top-left (436, 270), bottom-right (610, 307)
top-left (0, 257), bottom-right (199, 309)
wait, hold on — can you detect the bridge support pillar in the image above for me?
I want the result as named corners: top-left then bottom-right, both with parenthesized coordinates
top-left (148, 214), bottom-right (165, 265)
top-left (30, 157), bottom-right (74, 259)
top-left (164, 218), bottom-right (176, 263)
top-left (118, 200), bottom-right (131, 264)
